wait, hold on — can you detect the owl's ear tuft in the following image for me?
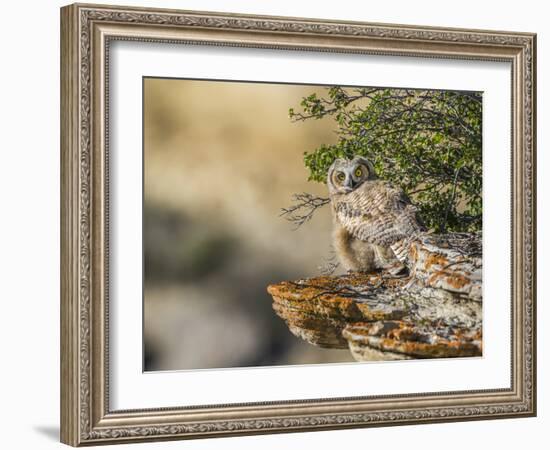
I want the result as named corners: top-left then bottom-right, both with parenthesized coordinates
top-left (327, 158), bottom-right (344, 178)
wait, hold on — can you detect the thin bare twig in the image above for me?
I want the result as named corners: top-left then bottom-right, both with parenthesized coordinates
top-left (318, 248), bottom-right (340, 276)
top-left (280, 193), bottom-right (330, 229)
top-left (288, 281), bottom-right (384, 301)
top-left (441, 166), bottom-right (462, 233)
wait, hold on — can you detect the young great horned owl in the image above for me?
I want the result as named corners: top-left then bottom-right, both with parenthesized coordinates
top-left (327, 156), bottom-right (426, 274)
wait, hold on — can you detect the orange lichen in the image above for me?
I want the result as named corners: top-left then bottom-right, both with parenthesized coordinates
top-left (427, 270), bottom-right (470, 289)
top-left (343, 321), bottom-right (482, 358)
top-left (423, 253), bottom-right (449, 270)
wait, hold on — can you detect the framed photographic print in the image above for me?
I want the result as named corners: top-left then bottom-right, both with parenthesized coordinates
top-left (60, 3), bottom-right (537, 446)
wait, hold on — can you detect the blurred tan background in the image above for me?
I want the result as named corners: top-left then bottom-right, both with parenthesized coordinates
top-left (144, 78), bottom-right (354, 371)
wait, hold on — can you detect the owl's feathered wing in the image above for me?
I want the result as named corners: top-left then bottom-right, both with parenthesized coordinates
top-left (333, 180), bottom-right (426, 250)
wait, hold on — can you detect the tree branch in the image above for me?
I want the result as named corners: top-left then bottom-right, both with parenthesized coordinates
top-left (440, 166), bottom-right (462, 233)
top-left (280, 193), bottom-right (330, 229)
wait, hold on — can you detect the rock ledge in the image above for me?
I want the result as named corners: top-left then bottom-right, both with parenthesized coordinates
top-left (267, 233), bottom-right (482, 361)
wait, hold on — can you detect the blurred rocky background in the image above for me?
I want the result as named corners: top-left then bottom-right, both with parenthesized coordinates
top-left (144, 78), bottom-right (354, 371)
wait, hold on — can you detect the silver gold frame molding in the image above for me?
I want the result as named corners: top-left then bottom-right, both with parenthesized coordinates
top-left (60, 3), bottom-right (536, 446)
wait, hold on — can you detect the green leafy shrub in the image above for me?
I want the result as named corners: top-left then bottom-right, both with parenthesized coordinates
top-left (289, 87), bottom-right (482, 233)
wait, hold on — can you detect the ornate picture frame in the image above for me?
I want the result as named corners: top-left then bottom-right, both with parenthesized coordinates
top-left (60, 3), bottom-right (536, 446)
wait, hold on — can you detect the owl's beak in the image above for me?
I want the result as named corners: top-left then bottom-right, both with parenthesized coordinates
top-left (349, 179), bottom-right (358, 189)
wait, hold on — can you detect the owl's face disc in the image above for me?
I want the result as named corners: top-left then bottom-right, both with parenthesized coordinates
top-left (327, 156), bottom-right (375, 195)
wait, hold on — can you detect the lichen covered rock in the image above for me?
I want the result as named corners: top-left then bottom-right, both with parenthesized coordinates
top-left (267, 232), bottom-right (482, 361)
top-left (409, 232), bottom-right (482, 301)
top-left (343, 320), bottom-right (482, 360)
top-left (268, 273), bottom-right (408, 348)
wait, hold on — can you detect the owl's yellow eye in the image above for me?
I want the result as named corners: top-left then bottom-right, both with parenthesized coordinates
top-left (336, 172), bottom-right (345, 183)
top-left (354, 167), bottom-right (363, 178)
